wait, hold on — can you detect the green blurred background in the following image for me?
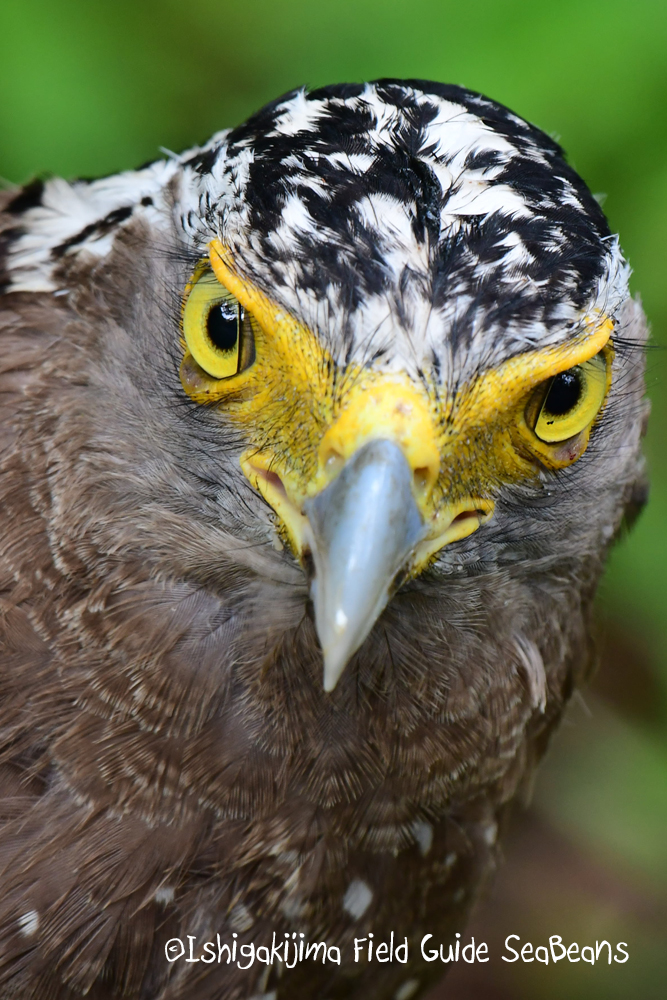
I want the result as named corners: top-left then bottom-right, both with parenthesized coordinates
top-left (1, 0), bottom-right (665, 995)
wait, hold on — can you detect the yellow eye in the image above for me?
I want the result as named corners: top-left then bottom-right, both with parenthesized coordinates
top-left (531, 352), bottom-right (608, 443)
top-left (182, 270), bottom-right (254, 379)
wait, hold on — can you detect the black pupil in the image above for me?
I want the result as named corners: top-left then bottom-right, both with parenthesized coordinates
top-left (206, 301), bottom-right (239, 353)
top-left (542, 369), bottom-right (582, 418)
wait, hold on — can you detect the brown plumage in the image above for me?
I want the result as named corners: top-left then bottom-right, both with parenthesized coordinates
top-left (0, 81), bottom-right (649, 999)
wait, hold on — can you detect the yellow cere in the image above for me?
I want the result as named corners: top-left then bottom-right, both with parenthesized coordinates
top-left (178, 240), bottom-right (614, 562)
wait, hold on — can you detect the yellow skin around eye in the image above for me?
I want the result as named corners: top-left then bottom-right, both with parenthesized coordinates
top-left (182, 271), bottom-right (240, 379)
top-left (178, 241), bottom-right (615, 558)
top-left (534, 353), bottom-right (609, 443)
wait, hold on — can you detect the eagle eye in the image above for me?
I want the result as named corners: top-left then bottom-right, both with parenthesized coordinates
top-left (182, 269), bottom-right (254, 379)
top-left (531, 351), bottom-right (608, 443)
top-left (206, 300), bottom-right (240, 353)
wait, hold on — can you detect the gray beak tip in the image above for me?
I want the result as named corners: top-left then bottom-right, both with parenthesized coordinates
top-left (322, 661), bottom-right (342, 693)
top-left (305, 439), bottom-right (425, 691)
top-left (321, 637), bottom-right (356, 692)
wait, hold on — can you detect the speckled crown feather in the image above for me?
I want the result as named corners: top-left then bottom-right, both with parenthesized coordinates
top-left (6, 80), bottom-right (628, 383)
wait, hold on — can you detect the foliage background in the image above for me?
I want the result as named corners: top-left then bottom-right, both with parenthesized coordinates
top-left (1, 1), bottom-right (665, 995)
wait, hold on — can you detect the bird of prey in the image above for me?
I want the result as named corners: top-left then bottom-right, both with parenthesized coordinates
top-left (0, 80), bottom-right (648, 1000)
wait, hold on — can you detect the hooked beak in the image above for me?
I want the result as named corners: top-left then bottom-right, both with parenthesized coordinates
top-left (241, 375), bottom-right (494, 691)
top-left (304, 439), bottom-right (425, 692)
top-left (204, 241), bottom-right (611, 692)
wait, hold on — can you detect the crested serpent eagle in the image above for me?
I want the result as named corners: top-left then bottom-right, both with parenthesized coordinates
top-left (0, 80), bottom-right (649, 999)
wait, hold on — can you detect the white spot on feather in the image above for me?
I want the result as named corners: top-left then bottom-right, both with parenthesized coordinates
top-left (394, 979), bottom-right (420, 1000)
top-left (154, 886), bottom-right (175, 905)
top-left (267, 89), bottom-right (325, 137)
top-left (326, 151), bottom-right (375, 174)
top-left (280, 896), bottom-right (306, 919)
top-left (343, 879), bottom-right (373, 919)
top-left (411, 819), bottom-right (433, 857)
top-left (514, 636), bottom-right (547, 712)
top-left (18, 910), bottom-right (39, 936)
top-left (230, 902), bottom-right (255, 931)
top-left (446, 182), bottom-right (531, 221)
top-left (482, 820), bottom-right (498, 845)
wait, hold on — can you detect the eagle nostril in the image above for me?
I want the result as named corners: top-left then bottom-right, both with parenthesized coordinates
top-left (413, 466), bottom-right (431, 492)
top-left (323, 449), bottom-right (345, 478)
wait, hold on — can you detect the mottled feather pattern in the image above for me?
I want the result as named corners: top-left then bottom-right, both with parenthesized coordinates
top-left (180, 81), bottom-right (629, 377)
top-left (0, 80), bottom-right (649, 1000)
